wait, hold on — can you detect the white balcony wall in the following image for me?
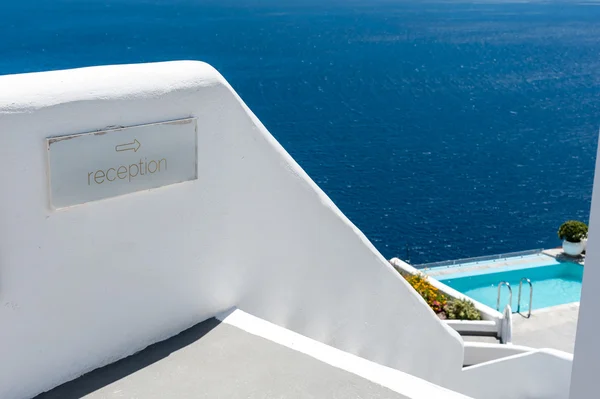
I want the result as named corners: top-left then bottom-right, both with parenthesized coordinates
top-left (569, 137), bottom-right (600, 399)
top-left (452, 349), bottom-right (573, 399)
top-left (0, 62), bottom-right (463, 399)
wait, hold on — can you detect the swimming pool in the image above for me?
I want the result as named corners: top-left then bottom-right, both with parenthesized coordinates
top-left (432, 258), bottom-right (583, 311)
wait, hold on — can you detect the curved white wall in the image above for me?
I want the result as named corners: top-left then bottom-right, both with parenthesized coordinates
top-left (0, 61), bottom-right (463, 399)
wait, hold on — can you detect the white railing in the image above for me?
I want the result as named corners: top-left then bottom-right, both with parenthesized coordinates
top-left (413, 249), bottom-right (544, 270)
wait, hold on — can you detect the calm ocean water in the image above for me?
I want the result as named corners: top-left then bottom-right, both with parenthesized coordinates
top-left (1, 0), bottom-right (598, 263)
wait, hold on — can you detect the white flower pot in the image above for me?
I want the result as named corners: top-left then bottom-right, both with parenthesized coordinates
top-left (563, 240), bottom-right (585, 256)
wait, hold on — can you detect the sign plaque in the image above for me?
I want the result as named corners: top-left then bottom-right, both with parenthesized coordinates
top-left (47, 118), bottom-right (198, 208)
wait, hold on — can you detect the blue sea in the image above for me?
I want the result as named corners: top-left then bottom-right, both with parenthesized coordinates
top-left (1, 0), bottom-right (598, 264)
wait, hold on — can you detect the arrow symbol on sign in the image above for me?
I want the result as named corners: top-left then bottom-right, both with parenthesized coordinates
top-left (115, 139), bottom-right (141, 153)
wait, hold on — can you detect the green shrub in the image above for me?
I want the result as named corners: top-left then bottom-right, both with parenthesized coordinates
top-left (558, 220), bottom-right (588, 243)
top-left (444, 298), bottom-right (481, 320)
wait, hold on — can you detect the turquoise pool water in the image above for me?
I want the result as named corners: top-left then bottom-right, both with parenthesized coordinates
top-left (438, 262), bottom-right (583, 311)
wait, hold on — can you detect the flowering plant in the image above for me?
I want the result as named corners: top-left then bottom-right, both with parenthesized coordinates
top-left (403, 273), bottom-right (448, 314)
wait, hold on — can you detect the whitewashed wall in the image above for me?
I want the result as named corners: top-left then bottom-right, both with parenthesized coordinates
top-left (569, 141), bottom-right (600, 399)
top-left (463, 342), bottom-right (533, 366)
top-left (453, 350), bottom-right (573, 399)
top-left (0, 62), bottom-right (464, 399)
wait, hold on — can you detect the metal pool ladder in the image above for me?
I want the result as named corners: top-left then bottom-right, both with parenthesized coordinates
top-left (496, 281), bottom-right (512, 311)
top-left (517, 277), bottom-right (533, 318)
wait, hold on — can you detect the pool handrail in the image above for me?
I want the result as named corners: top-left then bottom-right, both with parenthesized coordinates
top-left (497, 281), bottom-right (512, 311)
top-left (517, 278), bottom-right (533, 318)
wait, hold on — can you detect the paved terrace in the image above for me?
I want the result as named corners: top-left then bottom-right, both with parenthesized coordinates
top-left (34, 318), bottom-right (421, 399)
top-left (512, 303), bottom-right (579, 353)
top-left (465, 303), bottom-right (579, 353)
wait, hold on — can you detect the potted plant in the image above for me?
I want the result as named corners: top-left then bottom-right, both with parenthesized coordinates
top-left (558, 220), bottom-right (588, 256)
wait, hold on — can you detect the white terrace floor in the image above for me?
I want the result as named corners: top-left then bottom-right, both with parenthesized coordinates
top-left (35, 318), bottom-right (411, 399)
top-left (33, 311), bottom-right (467, 399)
top-left (512, 303), bottom-right (579, 353)
top-left (465, 302), bottom-right (579, 353)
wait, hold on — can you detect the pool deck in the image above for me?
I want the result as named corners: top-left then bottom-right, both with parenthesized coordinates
top-left (512, 302), bottom-right (579, 353)
top-left (543, 248), bottom-right (585, 265)
top-left (465, 303), bottom-right (580, 353)
top-left (424, 248), bottom-right (584, 280)
top-left (425, 252), bottom-right (578, 279)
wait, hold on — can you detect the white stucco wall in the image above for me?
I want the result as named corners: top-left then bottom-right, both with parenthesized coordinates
top-left (569, 141), bottom-right (600, 399)
top-left (463, 342), bottom-right (533, 366)
top-left (453, 350), bottom-right (573, 399)
top-left (0, 61), bottom-right (464, 399)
